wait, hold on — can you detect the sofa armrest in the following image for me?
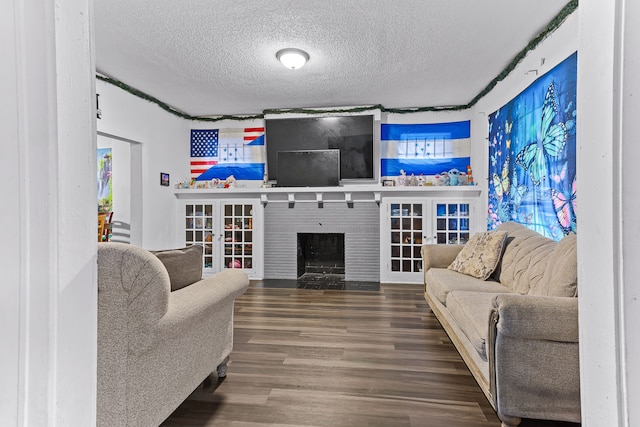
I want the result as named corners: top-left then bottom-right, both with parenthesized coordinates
top-left (421, 244), bottom-right (464, 271)
top-left (488, 294), bottom-right (581, 423)
top-left (492, 294), bottom-right (578, 342)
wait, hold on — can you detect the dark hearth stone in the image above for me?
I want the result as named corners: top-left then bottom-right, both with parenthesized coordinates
top-left (253, 277), bottom-right (380, 292)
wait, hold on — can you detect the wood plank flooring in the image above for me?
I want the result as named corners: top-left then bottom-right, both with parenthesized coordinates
top-left (161, 283), bottom-right (580, 427)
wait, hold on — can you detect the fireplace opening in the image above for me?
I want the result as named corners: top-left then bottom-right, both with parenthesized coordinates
top-left (297, 233), bottom-right (345, 283)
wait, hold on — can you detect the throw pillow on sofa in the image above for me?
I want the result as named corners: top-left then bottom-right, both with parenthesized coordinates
top-left (152, 245), bottom-right (203, 291)
top-left (448, 231), bottom-right (508, 280)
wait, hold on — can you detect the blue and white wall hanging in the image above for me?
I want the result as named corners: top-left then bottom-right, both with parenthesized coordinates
top-left (380, 121), bottom-right (471, 177)
top-left (488, 52), bottom-right (577, 241)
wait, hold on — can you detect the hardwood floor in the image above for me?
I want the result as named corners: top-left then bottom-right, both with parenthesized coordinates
top-left (162, 283), bottom-right (579, 427)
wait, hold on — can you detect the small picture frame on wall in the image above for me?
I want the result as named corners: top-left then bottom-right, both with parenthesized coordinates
top-left (382, 179), bottom-right (395, 187)
top-left (160, 172), bottom-right (170, 186)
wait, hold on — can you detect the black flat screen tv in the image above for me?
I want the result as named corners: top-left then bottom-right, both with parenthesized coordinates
top-left (266, 115), bottom-right (374, 184)
top-left (276, 150), bottom-right (340, 187)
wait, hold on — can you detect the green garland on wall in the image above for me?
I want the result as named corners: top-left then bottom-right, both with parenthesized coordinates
top-left (97, 0), bottom-right (577, 122)
top-left (95, 75), bottom-right (264, 122)
top-left (465, 0), bottom-right (578, 108)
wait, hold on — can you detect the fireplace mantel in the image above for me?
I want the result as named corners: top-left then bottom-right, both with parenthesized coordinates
top-left (173, 185), bottom-right (481, 205)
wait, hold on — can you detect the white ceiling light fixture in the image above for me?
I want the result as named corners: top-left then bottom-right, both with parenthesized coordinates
top-left (276, 48), bottom-right (310, 70)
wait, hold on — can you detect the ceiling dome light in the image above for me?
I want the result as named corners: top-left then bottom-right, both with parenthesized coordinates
top-left (276, 48), bottom-right (310, 70)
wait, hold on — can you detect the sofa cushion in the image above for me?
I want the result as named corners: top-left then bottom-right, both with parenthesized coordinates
top-left (152, 245), bottom-right (203, 291)
top-left (448, 231), bottom-right (508, 280)
top-left (492, 222), bottom-right (556, 294)
top-left (446, 291), bottom-right (504, 360)
top-left (426, 268), bottom-right (511, 305)
top-left (529, 233), bottom-right (578, 297)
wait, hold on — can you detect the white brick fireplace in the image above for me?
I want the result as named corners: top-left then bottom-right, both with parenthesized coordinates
top-left (264, 202), bottom-right (380, 282)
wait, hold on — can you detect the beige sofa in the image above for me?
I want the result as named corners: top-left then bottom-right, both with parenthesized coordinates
top-left (421, 221), bottom-right (580, 427)
top-left (97, 243), bottom-right (249, 427)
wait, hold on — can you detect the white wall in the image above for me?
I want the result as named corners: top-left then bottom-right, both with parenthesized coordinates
top-left (96, 81), bottom-right (188, 249)
top-left (578, 1), bottom-right (639, 425)
top-left (189, 119), bottom-right (266, 133)
top-left (577, 2), bottom-right (620, 423)
top-left (1, 0), bottom-right (97, 425)
top-left (619, 2), bottom-right (640, 422)
top-left (1, 1), bottom-right (24, 421)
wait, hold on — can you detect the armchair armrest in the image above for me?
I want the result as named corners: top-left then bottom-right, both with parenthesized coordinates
top-left (420, 244), bottom-right (464, 271)
top-left (160, 269), bottom-right (250, 335)
top-left (491, 294), bottom-right (578, 342)
top-left (98, 243), bottom-right (171, 354)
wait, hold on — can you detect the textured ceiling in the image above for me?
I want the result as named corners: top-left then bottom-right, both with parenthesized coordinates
top-left (95, 0), bottom-right (570, 116)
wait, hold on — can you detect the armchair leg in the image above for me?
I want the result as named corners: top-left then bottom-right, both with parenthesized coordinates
top-left (498, 413), bottom-right (521, 427)
top-left (216, 356), bottom-right (230, 378)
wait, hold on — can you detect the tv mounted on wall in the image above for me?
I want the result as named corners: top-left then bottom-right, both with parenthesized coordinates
top-left (276, 150), bottom-right (340, 187)
top-left (265, 115), bottom-right (374, 185)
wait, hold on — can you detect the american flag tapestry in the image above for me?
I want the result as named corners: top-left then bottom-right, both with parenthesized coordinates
top-left (487, 52), bottom-right (577, 241)
top-left (380, 121), bottom-right (471, 178)
top-left (190, 127), bottom-right (265, 180)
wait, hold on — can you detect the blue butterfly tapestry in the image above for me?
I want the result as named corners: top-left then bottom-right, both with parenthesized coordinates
top-left (487, 52), bottom-right (577, 241)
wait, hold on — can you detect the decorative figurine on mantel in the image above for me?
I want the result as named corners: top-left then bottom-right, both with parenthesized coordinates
top-left (224, 175), bottom-right (237, 188)
top-left (435, 172), bottom-right (449, 186)
top-left (448, 168), bottom-right (461, 186)
top-left (397, 169), bottom-right (407, 186)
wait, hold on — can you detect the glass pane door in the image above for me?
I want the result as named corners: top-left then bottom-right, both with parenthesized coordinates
top-left (434, 202), bottom-right (470, 245)
top-left (389, 202), bottom-right (424, 273)
top-left (223, 203), bottom-right (253, 270)
top-left (185, 203), bottom-right (215, 268)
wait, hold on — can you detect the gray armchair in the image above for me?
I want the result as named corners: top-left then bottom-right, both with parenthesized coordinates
top-left (97, 243), bottom-right (249, 426)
